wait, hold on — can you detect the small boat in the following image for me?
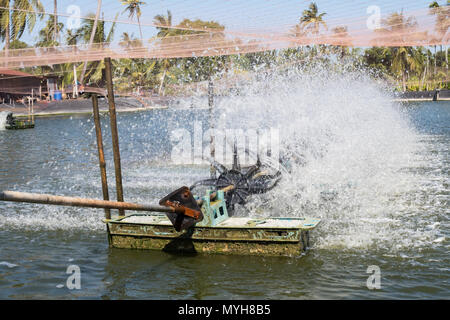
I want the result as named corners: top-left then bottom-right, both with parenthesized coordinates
top-left (5, 112), bottom-right (35, 130)
top-left (0, 170), bottom-right (321, 257)
top-left (106, 154), bottom-right (321, 257)
top-left (106, 213), bottom-right (320, 256)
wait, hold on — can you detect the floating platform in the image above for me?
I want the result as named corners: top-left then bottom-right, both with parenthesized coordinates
top-left (106, 214), bottom-right (320, 256)
top-left (5, 119), bottom-right (35, 130)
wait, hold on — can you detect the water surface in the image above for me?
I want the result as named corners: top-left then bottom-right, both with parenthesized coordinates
top-left (0, 98), bottom-right (448, 299)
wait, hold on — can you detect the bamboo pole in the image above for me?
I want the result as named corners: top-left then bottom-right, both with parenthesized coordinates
top-left (73, 64), bottom-right (78, 98)
top-left (0, 183), bottom-right (235, 216)
top-left (0, 191), bottom-right (174, 214)
top-left (92, 94), bottom-right (111, 219)
top-left (104, 57), bottom-right (125, 216)
top-left (31, 89), bottom-right (34, 124)
top-left (28, 97), bottom-right (31, 123)
top-left (208, 79), bottom-right (216, 179)
top-left (80, 0), bottom-right (102, 85)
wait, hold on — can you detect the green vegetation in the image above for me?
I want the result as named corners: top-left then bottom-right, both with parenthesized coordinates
top-left (1, 1), bottom-right (448, 94)
top-left (0, 0), bottom-right (44, 51)
top-left (297, 2), bottom-right (327, 36)
top-left (121, 0), bottom-right (146, 39)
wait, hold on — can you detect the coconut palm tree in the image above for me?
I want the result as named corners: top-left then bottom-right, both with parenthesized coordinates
top-left (35, 15), bottom-right (63, 47)
top-left (116, 32), bottom-right (156, 94)
top-left (388, 46), bottom-right (423, 91)
top-left (429, 1), bottom-right (449, 72)
top-left (121, 0), bottom-right (146, 39)
top-left (76, 12), bottom-right (117, 84)
top-left (114, 56), bottom-right (156, 92)
top-left (77, 13), bottom-right (115, 44)
top-left (299, 2), bottom-right (327, 36)
top-left (331, 26), bottom-right (351, 59)
top-left (1, 0), bottom-right (44, 51)
top-left (79, 0), bottom-right (102, 85)
top-left (119, 31), bottom-right (142, 49)
top-left (157, 58), bottom-right (173, 96)
top-left (53, 0), bottom-right (57, 42)
top-left (153, 10), bottom-right (174, 95)
top-left (0, 1), bottom-right (8, 46)
top-left (153, 10), bottom-right (172, 37)
top-left (66, 28), bottom-right (79, 46)
top-left (377, 12), bottom-right (423, 91)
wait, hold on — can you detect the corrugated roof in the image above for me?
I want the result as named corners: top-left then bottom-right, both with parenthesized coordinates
top-left (0, 68), bottom-right (36, 78)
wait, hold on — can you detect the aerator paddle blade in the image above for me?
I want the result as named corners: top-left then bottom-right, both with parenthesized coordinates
top-left (159, 186), bottom-right (203, 232)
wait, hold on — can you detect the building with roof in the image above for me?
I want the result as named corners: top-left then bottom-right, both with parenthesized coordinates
top-left (0, 68), bottom-right (46, 103)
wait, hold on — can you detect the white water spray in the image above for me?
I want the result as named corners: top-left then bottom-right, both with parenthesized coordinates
top-left (211, 66), bottom-right (445, 252)
top-left (0, 65), bottom-right (445, 254)
top-left (0, 111), bottom-right (9, 130)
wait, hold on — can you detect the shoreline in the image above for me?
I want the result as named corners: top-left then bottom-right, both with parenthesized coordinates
top-left (394, 89), bottom-right (450, 102)
top-left (1, 96), bottom-right (448, 119)
top-left (392, 97), bottom-right (450, 102)
top-left (13, 106), bottom-right (169, 119)
top-left (0, 97), bottom-right (169, 118)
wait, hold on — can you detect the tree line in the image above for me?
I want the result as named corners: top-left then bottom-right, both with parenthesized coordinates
top-left (1, 1), bottom-right (448, 95)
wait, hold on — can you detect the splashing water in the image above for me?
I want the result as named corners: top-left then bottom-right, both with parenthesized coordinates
top-left (211, 66), bottom-right (446, 253)
top-left (0, 111), bottom-right (9, 130)
top-left (0, 65), bottom-right (446, 256)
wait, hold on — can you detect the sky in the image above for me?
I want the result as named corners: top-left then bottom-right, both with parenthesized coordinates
top-left (3, 0), bottom-right (448, 47)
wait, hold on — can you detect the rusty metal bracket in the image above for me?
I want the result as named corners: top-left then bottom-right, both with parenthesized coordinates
top-left (161, 200), bottom-right (202, 220)
top-left (159, 186), bottom-right (203, 231)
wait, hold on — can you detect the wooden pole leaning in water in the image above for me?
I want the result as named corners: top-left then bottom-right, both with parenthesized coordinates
top-left (104, 57), bottom-right (125, 216)
top-left (91, 94), bottom-right (111, 219)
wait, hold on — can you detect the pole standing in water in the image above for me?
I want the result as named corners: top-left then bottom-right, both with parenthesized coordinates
top-left (91, 94), bottom-right (111, 219)
top-left (104, 57), bottom-right (125, 216)
top-left (208, 79), bottom-right (216, 179)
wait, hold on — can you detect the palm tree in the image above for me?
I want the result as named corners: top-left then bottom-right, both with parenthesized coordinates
top-left (79, 0), bottom-right (102, 85)
top-left (298, 2), bottom-right (327, 36)
top-left (377, 12), bottom-right (422, 91)
top-left (153, 10), bottom-right (172, 37)
top-left (153, 10), bottom-right (174, 95)
top-left (429, 1), bottom-right (449, 72)
top-left (113, 57), bottom-right (156, 93)
top-left (419, 47), bottom-right (432, 90)
top-left (388, 46), bottom-right (423, 91)
top-left (1, 0), bottom-right (44, 51)
top-left (119, 31), bottom-right (142, 49)
top-left (36, 15), bottom-right (63, 47)
top-left (53, 0), bottom-right (57, 42)
top-left (331, 26), bottom-right (351, 59)
top-left (0, 1), bottom-right (9, 47)
top-left (66, 28), bottom-right (79, 46)
top-left (76, 12), bottom-right (117, 84)
top-left (121, 0), bottom-right (146, 39)
top-left (157, 58), bottom-right (173, 96)
top-left (77, 13), bottom-right (115, 44)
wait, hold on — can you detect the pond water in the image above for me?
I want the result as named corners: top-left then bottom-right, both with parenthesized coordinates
top-left (0, 74), bottom-right (448, 299)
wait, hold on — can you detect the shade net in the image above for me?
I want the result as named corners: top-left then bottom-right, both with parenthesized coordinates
top-left (0, 1), bottom-right (448, 69)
